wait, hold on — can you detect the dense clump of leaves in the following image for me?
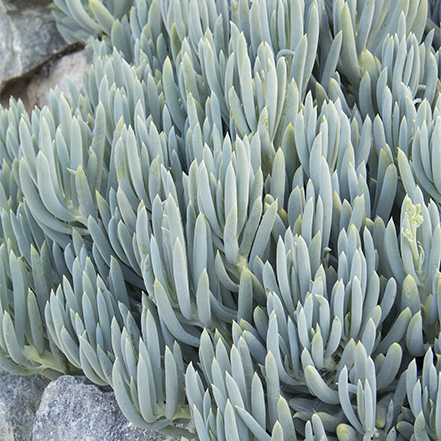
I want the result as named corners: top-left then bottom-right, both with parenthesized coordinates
top-left (2, 0), bottom-right (441, 439)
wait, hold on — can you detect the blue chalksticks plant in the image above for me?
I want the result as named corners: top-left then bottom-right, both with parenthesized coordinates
top-left (1, 0), bottom-right (441, 439)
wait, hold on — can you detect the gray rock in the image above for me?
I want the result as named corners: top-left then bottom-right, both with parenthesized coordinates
top-left (0, 372), bottom-right (50, 441)
top-left (2, 0), bottom-right (49, 10)
top-left (0, 46), bottom-right (92, 112)
top-left (25, 48), bottom-right (93, 109)
top-left (0, 0), bottom-right (68, 90)
top-left (33, 376), bottom-right (182, 441)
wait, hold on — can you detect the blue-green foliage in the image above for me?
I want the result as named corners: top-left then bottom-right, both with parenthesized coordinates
top-left (1, 0), bottom-right (441, 439)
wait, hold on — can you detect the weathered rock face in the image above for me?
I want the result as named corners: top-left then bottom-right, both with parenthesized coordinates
top-left (0, 368), bottom-right (50, 441)
top-left (33, 376), bottom-right (181, 441)
top-left (1, 47), bottom-right (93, 112)
top-left (2, 0), bottom-right (43, 8)
top-left (26, 48), bottom-right (93, 109)
top-left (0, 0), bottom-right (68, 90)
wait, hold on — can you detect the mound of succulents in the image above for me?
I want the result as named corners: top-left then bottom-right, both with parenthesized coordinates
top-left (1, 0), bottom-right (441, 439)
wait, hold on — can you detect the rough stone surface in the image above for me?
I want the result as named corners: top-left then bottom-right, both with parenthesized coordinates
top-left (33, 376), bottom-right (182, 441)
top-left (0, 0), bottom-right (68, 90)
top-left (25, 48), bottom-right (93, 109)
top-left (2, 0), bottom-right (43, 9)
top-left (0, 370), bottom-right (50, 441)
top-left (0, 46), bottom-right (91, 112)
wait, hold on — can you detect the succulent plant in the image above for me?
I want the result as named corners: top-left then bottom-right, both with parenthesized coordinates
top-left (2, 0), bottom-right (441, 439)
